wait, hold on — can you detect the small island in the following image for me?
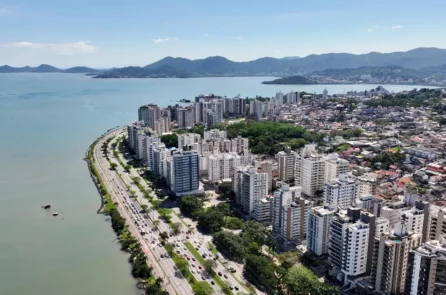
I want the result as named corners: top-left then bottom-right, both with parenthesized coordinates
top-left (261, 75), bottom-right (316, 85)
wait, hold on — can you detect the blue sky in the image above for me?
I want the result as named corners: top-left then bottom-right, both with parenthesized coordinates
top-left (0, 0), bottom-right (445, 68)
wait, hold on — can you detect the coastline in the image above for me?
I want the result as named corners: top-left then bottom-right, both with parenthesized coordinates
top-left (84, 128), bottom-right (164, 294)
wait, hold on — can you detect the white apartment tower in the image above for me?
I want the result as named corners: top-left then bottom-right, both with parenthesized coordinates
top-left (234, 167), bottom-right (268, 215)
top-left (178, 133), bottom-right (201, 150)
top-left (324, 174), bottom-right (360, 210)
top-left (329, 208), bottom-right (373, 283)
top-left (277, 147), bottom-right (296, 182)
top-left (272, 184), bottom-right (302, 234)
top-left (322, 89), bottom-right (328, 100)
top-left (204, 129), bottom-right (227, 141)
top-left (254, 159), bottom-right (273, 191)
top-left (307, 206), bottom-right (334, 256)
top-left (324, 153), bottom-right (349, 182)
top-left (408, 238), bottom-right (446, 295)
top-left (207, 153), bottom-right (241, 183)
top-left (295, 144), bottom-right (326, 197)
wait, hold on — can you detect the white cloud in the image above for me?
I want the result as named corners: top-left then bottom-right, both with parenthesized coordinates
top-left (392, 25), bottom-right (403, 29)
top-left (152, 37), bottom-right (177, 44)
top-left (4, 41), bottom-right (98, 55)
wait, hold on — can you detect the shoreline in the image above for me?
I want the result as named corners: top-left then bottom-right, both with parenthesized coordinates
top-left (84, 128), bottom-right (161, 293)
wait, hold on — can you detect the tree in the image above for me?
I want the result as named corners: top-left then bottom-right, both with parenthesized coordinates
top-left (110, 163), bottom-right (118, 170)
top-left (284, 265), bottom-right (340, 295)
top-left (192, 281), bottom-right (214, 295)
top-left (145, 278), bottom-right (168, 295)
top-left (217, 182), bottom-right (236, 201)
top-left (224, 216), bottom-right (244, 229)
top-left (159, 231), bottom-right (169, 240)
top-left (213, 231), bottom-right (247, 262)
top-left (141, 204), bottom-right (148, 212)
top-left (203, 259), bottom-right (217, 276)
top-left (171, 222), bottom-right (182, 235)
top-left (160, 134), bottom-right (178, 148)
top-left (244, 254), bottom-right (278, 295)
top-left (179, 196), bottom-right (203, 219)
top-left (197, 207), bottom-right (225, 233)
top-left (240, 221), bottom-right (268, 245)
top-left (153, 219), bottom-right (160, 227)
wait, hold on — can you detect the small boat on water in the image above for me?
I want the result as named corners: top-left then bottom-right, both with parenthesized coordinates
top-left (42, 205), bottom-right (51, 209)
top-left (53, 212), bottom-right (59, 216)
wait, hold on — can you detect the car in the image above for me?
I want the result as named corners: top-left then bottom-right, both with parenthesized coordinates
top-left (224, 274), bottom-right (228, 279)
top-left (192, 257), bottom-right (196, 261)
top-left (192, 263), bottom-right (195, 267)
top-left (191, 270), bottom-right (195, 274)
top-left (201, 275), bottom-right (206, 280)
top-left (183, 247), bottom-right (186, 251)
top-left (198, 265), bottom-right (202, 270)
top-left (202, 253), bottom-right (207, 258)
top-left (195, 247), bottom-right (199, 250)
top-left (210, 281), bottom-right (215, 285)
top-left (229, 286), bottom-right (234, 290)
top-left (184, 253), bottom-right (187, 256)
top-left (176, 250), bottom-right (180, 254)
top-left (218, 272), bottom-right (222, 276)
top-left (187, 257), bottom-right (190, 261)
top-left (230, 268), bottom-right (236, 273)
top-left (235, 286), bottom-right (239, 291)
top-left (160, 254), bottom-right (164, 258)
top-left (186, 236), bottom-right (190, 239)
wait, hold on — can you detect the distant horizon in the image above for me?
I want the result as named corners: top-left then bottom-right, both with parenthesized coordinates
top-left (1, 46), bottom-right (445, 68)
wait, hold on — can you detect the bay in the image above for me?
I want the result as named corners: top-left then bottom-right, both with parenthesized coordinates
top-left (0, 73), bottom-right (434, 295)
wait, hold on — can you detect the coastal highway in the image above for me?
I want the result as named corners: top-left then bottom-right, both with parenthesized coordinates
top-left (92, 130), bottom-right (193, 295)
top-left (107, 135), bottom-right (256, 294)
top-left (105, 135), bottom-right (227, 294)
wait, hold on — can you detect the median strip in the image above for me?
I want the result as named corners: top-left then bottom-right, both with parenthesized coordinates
top-left (184, 242), bottom-right (233, 294)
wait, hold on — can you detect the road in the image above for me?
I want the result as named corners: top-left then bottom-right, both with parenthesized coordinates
top-left (92, 130), bottom-right (193, 295)
top-left (108, 134), bottom-right (264, 295)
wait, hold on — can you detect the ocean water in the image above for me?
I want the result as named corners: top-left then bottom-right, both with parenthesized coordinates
top-left (0, 73), bottom-right (434, 295)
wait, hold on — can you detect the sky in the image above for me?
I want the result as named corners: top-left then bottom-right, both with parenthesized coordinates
top-left (0, 0), bottom-right (445, 68)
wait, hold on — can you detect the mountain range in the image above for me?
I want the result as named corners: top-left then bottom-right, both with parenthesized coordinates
top-left (2, 47), bottom-right (446, 79)
top-left (94, 47), bottom-right (446, 78)
top-left (262, 64), bottom-right (446, 86)
top-left (0, 64), bottom-right (100, 73)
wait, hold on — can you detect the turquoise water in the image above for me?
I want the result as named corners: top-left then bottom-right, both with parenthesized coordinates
top-left (0, 73), bottom-right (433, 295)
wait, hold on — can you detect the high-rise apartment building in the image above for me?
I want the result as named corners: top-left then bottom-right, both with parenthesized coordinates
top-left (371, 221), bottom-right (421, 295)
top-left (307, 206), bottom-right (334, 256)
top-left (176, 106), bottom-right (195, 129)
top-left (407, 238), bottom-right (446, 295)
top-left (207, 153), bottom-right (241, 183)
top-left (429, 206), bottom-right (446, 241)
top-left (329, 208), bottom-right (373, 284)
top-left (272, 184), bottom-right (302, 234)
top-left (253, 197), bottom-right (273, 223)
top-left (324, 174), bottom-right (360, 210)
top-left (281, 198), bottom-right (311, 243)
top-left (324, 153), bottom-right (349, 182)
top-left (138, 104), bottom-right (160, 129)
top-left (178, 133), bottom-right (201, 150)
top-left (277, 147), bottom-right (296, 182)
top-left (204, 129), bottom-right (227, 141)
top-left (254, 159), bottom-right (273, 191)
top-left (170, 150), bottom-right (199, 196)
top-left (295, 144), bottom-right (326, 197)
top-left (233, 167), bottom-right (268, 215)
